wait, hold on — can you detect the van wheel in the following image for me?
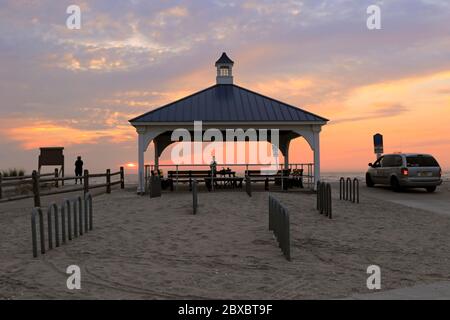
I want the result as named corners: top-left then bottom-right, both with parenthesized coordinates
top-left (426, 186), bottom-right (436, 193)
top-left (391, 177), bottom-right (401, 192)
top-left (366, 173), bottom-right (374, 187)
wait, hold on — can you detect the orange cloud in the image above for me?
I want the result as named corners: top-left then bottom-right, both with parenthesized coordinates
top-left (1, 119), bottom-right (135, 150)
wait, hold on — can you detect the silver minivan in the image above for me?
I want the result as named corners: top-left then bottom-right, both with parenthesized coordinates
top-left (366, 153), bottom-right (442, 192)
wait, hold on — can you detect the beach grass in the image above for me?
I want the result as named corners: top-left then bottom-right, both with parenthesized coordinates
top-left (1, 168), bottom-right (26, 178)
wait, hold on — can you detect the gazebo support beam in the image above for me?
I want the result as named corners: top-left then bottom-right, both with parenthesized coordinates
top-left (313, 129), bottom-right (321, 191)
top-left (279, 138), bottom-right (291, 170)
top-left (154, 140), bottom-right (159, 172)
top-left (137, 129), bottom-right (146, 195)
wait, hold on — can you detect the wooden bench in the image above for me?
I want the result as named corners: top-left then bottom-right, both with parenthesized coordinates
top-left (245, 169), bottom-right (293, 190)
top-left (291, 169), bottom-right (304, 188)
top-left (167, 170), bottom-right (213, 191)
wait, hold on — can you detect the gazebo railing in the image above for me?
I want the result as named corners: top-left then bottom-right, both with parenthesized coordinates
top-left (144, 163), bottom-right (314, 191)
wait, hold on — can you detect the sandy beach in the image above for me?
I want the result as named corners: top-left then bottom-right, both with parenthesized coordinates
top-left (1, 181), bottom-right (449, 299)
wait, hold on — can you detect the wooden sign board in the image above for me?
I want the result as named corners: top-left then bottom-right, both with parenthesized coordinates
top-left (39, 147), bottom-right (64, 166)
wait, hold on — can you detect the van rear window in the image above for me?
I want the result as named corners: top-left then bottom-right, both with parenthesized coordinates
top-left (406, 156), bottom-right (439, 167)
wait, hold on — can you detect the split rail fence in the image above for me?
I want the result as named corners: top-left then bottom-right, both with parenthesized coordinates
top-left (0, 167), bottom-right (124, 207)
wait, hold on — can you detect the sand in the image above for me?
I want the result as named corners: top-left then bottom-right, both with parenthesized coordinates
top-left (1, 182), bottom-right (450, 299)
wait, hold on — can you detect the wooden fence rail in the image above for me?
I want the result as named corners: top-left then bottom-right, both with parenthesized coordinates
top-left (0, 167), bottom-right (124, 207)
top-left (2, 173), bottom-right (54, 181)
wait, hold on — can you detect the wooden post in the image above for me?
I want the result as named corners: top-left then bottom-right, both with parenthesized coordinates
top-left (0, 173), bottom-right (3, 200)
top-left (54, 168), bottom-right (59, 188)
top-left (32, 170), bottom-right (41, 207)
top-left (120, 166), bottom-right (125, 189)
top-left (106, 169), bottom-right (111, 194)
top-left (83, 170), bottom-right (89, 194)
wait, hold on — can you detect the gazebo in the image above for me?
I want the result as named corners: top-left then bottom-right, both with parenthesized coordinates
top-left (130, 53), bottom-right (328, 193)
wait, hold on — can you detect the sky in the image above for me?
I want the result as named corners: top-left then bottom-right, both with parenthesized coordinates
top-left (1, 0), bottom-right (450, 174)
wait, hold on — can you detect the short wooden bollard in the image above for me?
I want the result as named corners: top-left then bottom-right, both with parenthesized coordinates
top-left (120, 166), bottom-right (125, 189)
top-left (85, 193), bottom-right (92, 230)
top-left (106, 169), bottom-right (111, 194)
top-left (353, 178), bottom-right (360, 203)
top-left (316, 181), bottom-right (321, 210)
top-left (73, 198), bottom-right (78, 238)
top-left (83, 170), bottom-right (89, 194)
top-left (268, 195), bottom-right (291, 261)
top-left (192, 179), bottom-right (198, 215)
top-left (32, 170), bottom-right (41, 208)
top-left (32, 193), bottom-right (94, 257)
top-left (326, 183), bottom-right (332, 219)
top-left (346, 178), bottom-right (352, 201)
top-left (75, 196), bottom-right (83, 236)
top-left (339, 177), bottom-right (345, 200)
top-left (320, 182), bottom-right (326, 214)
top-left (54, 168), bottom-right (59, 188)
top-left (63, 199), bottom-right (72, 241)
top-left (47, 203), bottom-right (58, 249)
top-left (245, 176), bottom-right (252, 197)
top-left (317, 182), bottom-right (332, 219)
top-left (31, 208), bottom-right (45, 257)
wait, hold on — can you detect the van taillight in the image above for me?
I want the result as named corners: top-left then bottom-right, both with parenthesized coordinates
top-left (439, 168), bottom-right (442, 177)
top-left (401, 168), bottom-right (409, 176)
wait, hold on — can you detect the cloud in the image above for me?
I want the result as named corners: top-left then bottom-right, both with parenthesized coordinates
top-left (331, 104), bottom-right (410, 124)
top-left (0, 118), bottom-right (135, 150)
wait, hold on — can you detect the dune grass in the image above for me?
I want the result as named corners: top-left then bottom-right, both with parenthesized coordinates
top-left (1, 168), bottom-right (26, 178)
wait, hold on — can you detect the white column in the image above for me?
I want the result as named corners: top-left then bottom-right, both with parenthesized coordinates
top-left (137, 128), bottom-right (146, 194)
top-left (313, 129), bottom-right (321, 190)
top-left (154, 140), bottom-right (159, 172)
top-left (283, 141), bottom-right (290, 170)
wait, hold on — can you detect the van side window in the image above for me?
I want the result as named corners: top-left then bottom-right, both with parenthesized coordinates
top-left (393, 156), bottom-right (403, 167)
top-left (406, 156), bottom-right (439, 167)
top-left (382, 156), bottom-right (394, 167)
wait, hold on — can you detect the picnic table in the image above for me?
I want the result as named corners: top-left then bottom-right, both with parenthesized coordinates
top-left (205, 169), bottom-right (243, 191)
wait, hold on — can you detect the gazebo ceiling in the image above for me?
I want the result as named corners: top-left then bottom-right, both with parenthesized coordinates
top-left (129, 84), bottom-right (328, 124)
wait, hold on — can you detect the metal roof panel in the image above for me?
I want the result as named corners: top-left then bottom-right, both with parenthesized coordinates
top-left (129, 84), bottom-right (329, 123)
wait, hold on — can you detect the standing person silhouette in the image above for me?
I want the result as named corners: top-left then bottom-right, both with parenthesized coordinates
top-left (75, 156), bottom-right (84, 184)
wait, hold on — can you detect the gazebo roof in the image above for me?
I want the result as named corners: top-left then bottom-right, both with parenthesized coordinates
top-left (129, 84), bottom-right (328, 124)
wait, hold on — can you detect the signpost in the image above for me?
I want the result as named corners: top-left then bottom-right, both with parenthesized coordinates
top-left (38, 147), bottom-right (65, 186)
top-left (373, 133), bottom-right (383, 160)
